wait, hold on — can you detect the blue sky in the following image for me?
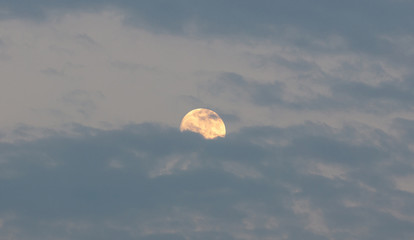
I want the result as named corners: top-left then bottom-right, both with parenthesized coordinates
top-left (1, 1), bottom-right (414, 239)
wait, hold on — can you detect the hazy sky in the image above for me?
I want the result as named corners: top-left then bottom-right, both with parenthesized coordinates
top-left (1, 1), bottom-right (414, 239)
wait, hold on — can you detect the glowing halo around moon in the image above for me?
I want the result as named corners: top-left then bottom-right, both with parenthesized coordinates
top-left (180, 108), bottom-right (226, 139)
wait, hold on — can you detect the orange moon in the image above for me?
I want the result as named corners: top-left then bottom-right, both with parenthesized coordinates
top-left (180, 108), bottom-right (226, 139)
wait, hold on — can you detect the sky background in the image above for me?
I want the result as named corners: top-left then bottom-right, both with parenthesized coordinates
top-left (1, 1), bottom-right (414, 239)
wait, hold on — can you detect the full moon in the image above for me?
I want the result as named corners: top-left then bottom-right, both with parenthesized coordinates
top-left (180, 108), bottom-right (226, 139)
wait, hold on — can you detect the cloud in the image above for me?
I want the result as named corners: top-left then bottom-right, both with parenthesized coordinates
top-left (392, 118), bottom-right (414, 143)
top-left (0, 2), bottom-right (414, 239)
top-left (206, 72), bottom-right (414, 114)
top-left (0, 7), bottom-right (411, 133)
top-left (61, 89), bottom-right (105, 119)
top-left (2, 1), bottom-right (414, 57)
top-left (0, 122), bottom-right (413, 239)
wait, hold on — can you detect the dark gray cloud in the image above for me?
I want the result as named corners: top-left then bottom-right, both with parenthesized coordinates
top-left (206, 72), bottom-right (414, 114)
top-left (392, 118), bottom-right (414, 143)
top-left (204, 72), bottom-right (285, 106)
top-left (1, 122), bottom-right (414, 239)
top-left (1, 0), bottom-right (414, 57)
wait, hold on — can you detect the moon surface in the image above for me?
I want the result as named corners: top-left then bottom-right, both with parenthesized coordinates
top-left (180, 108), bottom-right (226, 139)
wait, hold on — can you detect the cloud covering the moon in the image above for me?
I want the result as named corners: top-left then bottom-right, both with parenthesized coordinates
top-left (1, 122), bottom-right (414, 240)
top-left (180, 108), bottom-right (226, 139)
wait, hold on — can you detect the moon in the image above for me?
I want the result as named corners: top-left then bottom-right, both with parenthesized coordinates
top-left (180, 108), bottom-right (226, 139)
